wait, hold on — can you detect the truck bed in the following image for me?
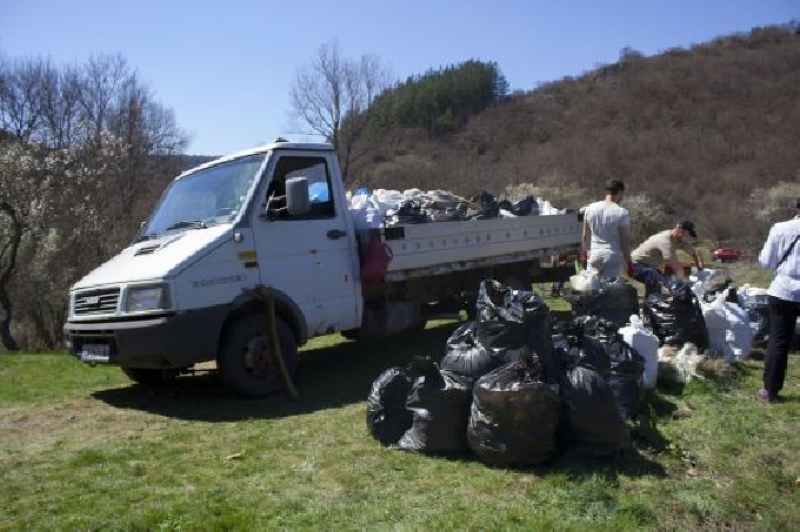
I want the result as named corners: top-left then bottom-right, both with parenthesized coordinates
top-left (380, 213), bottom-right (581, 280)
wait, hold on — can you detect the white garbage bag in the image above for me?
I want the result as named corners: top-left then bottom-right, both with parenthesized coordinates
top-left (701, 290), bottom-right (753, 363)
top-left (569, 269), bottom-right (601, 293)
top-left (737, 284), bottom-right (769, 307)
top-left (689, 268), bottom-right (724, 291)
top-left (619, 315), bottom-right (660, 389)
top-left (673, 343), bottom-right (704, 383)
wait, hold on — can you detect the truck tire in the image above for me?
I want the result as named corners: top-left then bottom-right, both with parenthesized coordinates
top-left (217, 313), bottom-right (298, 398)
top-left (121, 367), bottom-right (177, 387)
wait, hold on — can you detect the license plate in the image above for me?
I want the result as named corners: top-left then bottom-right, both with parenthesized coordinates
top-left (79, 344), bottom-right (111, 363)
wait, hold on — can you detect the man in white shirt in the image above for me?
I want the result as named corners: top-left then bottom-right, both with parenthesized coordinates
top-left (757, 198), bottom-right (800, 403)
top-left (581, 180), bottom-right (634, 279)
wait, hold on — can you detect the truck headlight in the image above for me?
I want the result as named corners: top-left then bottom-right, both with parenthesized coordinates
top-left (124, 285), bottom-right (171, 312)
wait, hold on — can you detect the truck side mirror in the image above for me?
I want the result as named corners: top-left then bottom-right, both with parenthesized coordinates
top-left (285, 176), bottom-right (311, 216)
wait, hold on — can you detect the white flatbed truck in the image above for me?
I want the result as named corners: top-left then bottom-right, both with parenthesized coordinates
top-left (63, 140), bottom-right (580, 397)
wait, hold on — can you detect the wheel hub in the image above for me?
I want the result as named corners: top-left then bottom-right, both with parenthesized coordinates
top-left (244, 335), bottom-right (274, 378)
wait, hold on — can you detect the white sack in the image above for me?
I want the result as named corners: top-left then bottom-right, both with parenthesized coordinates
top-left (619, 315), bottom-right (660, 389)
top-left (701, 290), bottom-right (753, 363)
top-left (569, 270), bottom-right (601, 293)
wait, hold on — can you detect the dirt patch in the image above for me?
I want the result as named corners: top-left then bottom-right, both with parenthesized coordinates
top-left (0, 398), bottom-right (173, 460)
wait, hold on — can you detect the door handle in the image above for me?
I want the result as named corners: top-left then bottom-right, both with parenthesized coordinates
top-left (327, 229), bottom-right (347, 240)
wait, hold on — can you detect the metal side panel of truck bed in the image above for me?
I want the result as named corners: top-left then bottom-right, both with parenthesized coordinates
top-left (381, 213), bottom-right (581, 280)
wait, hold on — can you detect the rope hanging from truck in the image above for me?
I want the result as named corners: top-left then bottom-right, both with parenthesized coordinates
top-left (245, 285), bottom-right (299, 400)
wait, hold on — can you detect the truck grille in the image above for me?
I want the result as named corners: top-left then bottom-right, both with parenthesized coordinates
top-left (74, 289), bottom-right (120, 316)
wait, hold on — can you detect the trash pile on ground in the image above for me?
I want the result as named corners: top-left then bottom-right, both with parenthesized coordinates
top-left (348, 188), bottom-right (566, 229)
top-left (562, 274), bottom-right (640, 327)
top-left (575, 265), bottom-right (765, 381)
top-left (367, 266), bottom-right (774, 467)
top-left (641, 274), bottom-right (710, 351)
top-left (366, 280), bottom-right (641, 467)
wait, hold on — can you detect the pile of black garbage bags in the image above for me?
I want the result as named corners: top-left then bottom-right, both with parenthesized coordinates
top-left (366, 280), bottom-right (646, 468)
top-left (563, 264), bottom-right (710, 350)
top-left (639, 272), bottom-right (710, 350)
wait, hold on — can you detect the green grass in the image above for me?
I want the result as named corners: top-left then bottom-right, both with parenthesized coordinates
top-left (1, 272), bottom-right (797, 530)
top-left (1, 331), bottom-right (798, 530)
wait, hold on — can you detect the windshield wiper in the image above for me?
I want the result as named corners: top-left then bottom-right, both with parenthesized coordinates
top-left (165, 220), bottom-right (208, 231)
top-left (134, 233), bottom-right (159, 243)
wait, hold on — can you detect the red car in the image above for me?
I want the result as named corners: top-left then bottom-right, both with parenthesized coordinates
top-left (713, 248), bottom-right (746, 263)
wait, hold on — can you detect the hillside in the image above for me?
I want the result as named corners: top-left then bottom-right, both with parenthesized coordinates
top-left (352, 24), bottom-right (800, 249)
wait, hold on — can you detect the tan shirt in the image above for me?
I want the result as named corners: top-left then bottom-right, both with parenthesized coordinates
top-left (632, 230), bottom-right (693, 269)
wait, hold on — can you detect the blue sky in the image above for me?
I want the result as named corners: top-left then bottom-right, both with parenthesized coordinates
top-left (1, 0), bottom-right (796, 155)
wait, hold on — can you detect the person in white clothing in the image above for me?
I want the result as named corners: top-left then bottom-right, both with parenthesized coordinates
top-left (757, 198), bottom-right (800, 403)
top-left (581, 180), bottom-right (634, 279)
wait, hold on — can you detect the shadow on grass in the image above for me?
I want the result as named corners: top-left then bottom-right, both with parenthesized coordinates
top-left (542, 446), bottom-right (668, 480)
top-left (408, 441), bottom-right (668, 480)
top-left (92, 322), bottom-right (462, 422)
top-left (647, 388), bottom-right (680, 417)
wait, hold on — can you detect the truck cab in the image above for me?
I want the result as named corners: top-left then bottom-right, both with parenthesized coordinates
top-left (64, 141), bottom-right (362, 396)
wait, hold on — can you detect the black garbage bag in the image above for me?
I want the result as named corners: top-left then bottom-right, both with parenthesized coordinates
top-left (390, 199), bottom-right (427, 224)
top-left (703, 278), bottom-right (739, 304)
top-left (563, 281), bottom-right (640, 328)
top-left (467, 354), bottom-right (561, 467)
top-left (552, 320), bottom-right (612, 376)
top-left (558, 363), bottom-right (630, 458)
top-left (499, 196), bottom-right (539, 216)
top-left (475, 279), bottom-right (558, 382)
top-left (513, 196), bottom-right (539, 216)
top-left (556, 316), bottom-right (644, 418)
top-left (468, 191), bottom-right (500, 220)
top-left (570, 315), bottom-right (619, 344)
top-left (642, 279), bottom-right (709, 349)
top-left (606, 338), bottom-right (646, 419)
top-left (366, 367), bottom-right (415, 445)
top-left (396, 358), bottom-right (472, 454)
top-left (441, 321), bottom-right (504, 384)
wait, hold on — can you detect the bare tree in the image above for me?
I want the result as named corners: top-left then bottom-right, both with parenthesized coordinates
top-left (0, 57), bottom-right (50, 142)
top-left (0, 141), bottom-right (54, 350)
top-left (289, 41), bottom-right (394, 181)
top-left (750, 181), bottom-right (800, 228)
top-left (0, 53), bottom-right (187, 350)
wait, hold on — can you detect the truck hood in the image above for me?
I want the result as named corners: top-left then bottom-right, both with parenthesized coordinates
top-left (71, 225), bottom-right (232, 290)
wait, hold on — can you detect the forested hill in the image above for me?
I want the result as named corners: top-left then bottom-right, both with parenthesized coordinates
top-left (352, 24), bottom-right (800, 249)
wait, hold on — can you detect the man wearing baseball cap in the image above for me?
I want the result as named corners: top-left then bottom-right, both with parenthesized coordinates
top-left (630, 220), bottom-right (704, 281)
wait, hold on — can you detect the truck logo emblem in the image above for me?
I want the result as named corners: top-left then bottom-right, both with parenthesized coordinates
top-left (85, 296), bottom-right (100, 305)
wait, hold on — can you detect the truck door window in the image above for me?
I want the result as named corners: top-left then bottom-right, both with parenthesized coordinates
top-left (267, 156), bottom-right (335, 219)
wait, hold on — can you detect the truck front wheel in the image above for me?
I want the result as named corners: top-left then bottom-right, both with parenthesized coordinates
top-left (217, 313), bottom-right (298, 398)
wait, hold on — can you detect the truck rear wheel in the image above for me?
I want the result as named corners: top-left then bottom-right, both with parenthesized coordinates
top-left (121, 367), bottom-right (178, 386)
top-left (217, 313), bottom-right (298, 398)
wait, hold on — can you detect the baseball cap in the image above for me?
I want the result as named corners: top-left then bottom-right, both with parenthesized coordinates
top-left (678, 220), bottom-right (697, 238)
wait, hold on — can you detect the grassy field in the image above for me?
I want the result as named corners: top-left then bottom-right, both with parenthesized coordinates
top-left (1, 282), bottom-right (798, 529)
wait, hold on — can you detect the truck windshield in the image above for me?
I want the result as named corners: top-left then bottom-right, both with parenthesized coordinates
top-left (142, 154), bottom-right (266, 237)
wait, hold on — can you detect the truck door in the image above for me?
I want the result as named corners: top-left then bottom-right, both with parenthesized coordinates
top-left (252, 152), bottom-right (360, 336)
